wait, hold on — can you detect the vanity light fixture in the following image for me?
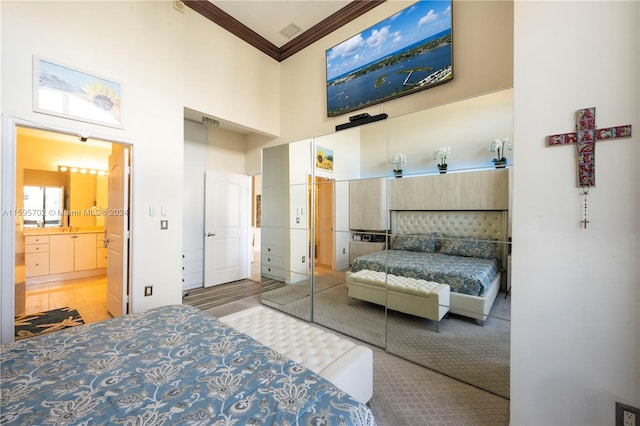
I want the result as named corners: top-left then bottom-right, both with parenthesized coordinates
top-left (58, 165), bottom-right (108, 176)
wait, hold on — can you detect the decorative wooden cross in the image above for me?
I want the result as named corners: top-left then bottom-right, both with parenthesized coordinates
top-left (547, 107), bottom-right (632, 228)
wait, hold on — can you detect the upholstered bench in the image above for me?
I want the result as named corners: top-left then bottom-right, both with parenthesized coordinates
top-left (220, 305), bottom-right (373, 404)
top-left (346, 270), bottom-right (450, 331)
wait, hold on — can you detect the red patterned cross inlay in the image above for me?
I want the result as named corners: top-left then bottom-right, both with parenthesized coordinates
top-left (547, 107), bottom-right (632, 187)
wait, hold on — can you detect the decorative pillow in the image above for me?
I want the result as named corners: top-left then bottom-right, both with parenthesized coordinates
top-left (439, 237), bottom-right (497, 259)
top-left (392, 234), bottom-right (437, 253)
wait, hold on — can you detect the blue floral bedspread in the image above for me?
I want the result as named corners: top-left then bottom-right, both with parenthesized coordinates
top-left (0, 304), bottom-right (376, 426)
top-left (350, 250), bottom-right (498, 296)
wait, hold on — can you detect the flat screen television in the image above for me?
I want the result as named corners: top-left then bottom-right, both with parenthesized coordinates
top-left (325, 0), bottom-right (453, 117)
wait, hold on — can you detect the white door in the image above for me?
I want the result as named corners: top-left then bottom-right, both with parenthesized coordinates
top-left (106, 144), bottom-right (129, 317)
top-left (204, 171), bottom-right (250, 287)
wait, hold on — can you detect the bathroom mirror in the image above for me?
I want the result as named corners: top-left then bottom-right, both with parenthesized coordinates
top-left (22, 168), bottom-right (108, 229)
top-left (22, 185), bottom-right (64, 227)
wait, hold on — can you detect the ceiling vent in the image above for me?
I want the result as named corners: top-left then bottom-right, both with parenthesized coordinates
top-left (280, 23), bottom-right (301, 39)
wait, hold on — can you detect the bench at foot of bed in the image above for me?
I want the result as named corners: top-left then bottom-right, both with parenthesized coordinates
top-left (220, 305), bottom-right (373, 405)
top-left (346, 270), bottom-right (450, 332)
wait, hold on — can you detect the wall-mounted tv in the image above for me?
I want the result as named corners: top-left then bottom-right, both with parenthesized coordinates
top-left (325, 0), bottom-right (453, 117)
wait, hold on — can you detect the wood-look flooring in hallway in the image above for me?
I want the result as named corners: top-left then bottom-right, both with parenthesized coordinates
top-left (182, 279), bottom-right (262, 311)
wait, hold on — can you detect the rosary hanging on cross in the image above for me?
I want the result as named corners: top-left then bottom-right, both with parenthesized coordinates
top-left (547, 107), bottom-right (632, 229)
top-left (580, 186), bottom-right (589, 229)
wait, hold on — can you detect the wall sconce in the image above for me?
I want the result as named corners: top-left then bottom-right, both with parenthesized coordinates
top-left (58, 165), bottom-right (108, 176)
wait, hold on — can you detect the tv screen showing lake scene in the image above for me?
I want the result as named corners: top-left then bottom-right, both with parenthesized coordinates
top-left (326, 0), bottom-right (453, 117)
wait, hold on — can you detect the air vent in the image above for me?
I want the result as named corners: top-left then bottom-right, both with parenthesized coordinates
top-left (280, 23), bottom-right (301, 38)
top-left (173, 0), bottom-right (184, 13)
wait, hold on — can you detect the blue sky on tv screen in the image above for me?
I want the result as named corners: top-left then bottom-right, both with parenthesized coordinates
top-left (326, 0), bottom-right (452, 81)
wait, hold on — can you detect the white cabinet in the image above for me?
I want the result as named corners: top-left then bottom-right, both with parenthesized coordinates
top-left (349, 241), bottom-right (386, 265)
top-left (349, 178), bottom-right (388, 231)
top-left (182, 249), bottom-right (204, 289)
top-left (49, 235), bottom-right (75, 274)
top-left (25, 235), bottom-right (50, 277)
top-left (261, 227), bottom-right (285, 280)
top-left (49, 233), bottom-right (97, 274)
top-left (75, 233), bottom-right (97, 271)
top-left (388, 168), bottom-right (509, 210)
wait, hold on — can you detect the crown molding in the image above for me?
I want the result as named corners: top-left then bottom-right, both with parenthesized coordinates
top-left (183, 0), bottom-right (385, 62)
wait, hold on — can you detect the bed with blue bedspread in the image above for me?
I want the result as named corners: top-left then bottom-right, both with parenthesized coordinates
top-left (346, 210), bottom-right (508, 325)
top-left (0, 304), bottom-right (376, 425)
top-left (350, 250), bottom-right (498, 297)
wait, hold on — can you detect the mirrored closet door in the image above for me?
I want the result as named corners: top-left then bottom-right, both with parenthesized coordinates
top-left (260, 88), bottom-right (513, 399)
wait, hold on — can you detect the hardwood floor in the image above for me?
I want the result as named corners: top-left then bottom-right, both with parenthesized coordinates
top-left (182, 279), bottom-right (262, 311)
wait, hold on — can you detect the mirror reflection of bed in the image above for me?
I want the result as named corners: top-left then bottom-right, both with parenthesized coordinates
top-left (260, 89), bottom-right (513, 399)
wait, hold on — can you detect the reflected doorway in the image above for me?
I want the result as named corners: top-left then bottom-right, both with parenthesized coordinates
top-left (314, 177), bottom-right (334, 270)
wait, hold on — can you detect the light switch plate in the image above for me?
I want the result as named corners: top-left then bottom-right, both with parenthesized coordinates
top-left (160, 219), bottom-right (168, 230)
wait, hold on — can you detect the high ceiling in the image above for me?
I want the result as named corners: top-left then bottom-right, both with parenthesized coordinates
top-left (183, 0), bottom-right (385, 61)
top-left (209, 1), bottom-right (350, 47)
top-left (181, 0), bottom-right (385, 131)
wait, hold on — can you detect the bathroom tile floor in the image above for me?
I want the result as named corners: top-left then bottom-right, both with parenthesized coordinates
top-left (25, 276), bottom-right (112, 324)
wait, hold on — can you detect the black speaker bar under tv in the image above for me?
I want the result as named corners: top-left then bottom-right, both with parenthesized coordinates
top-left (335, 113), bottom-right (388, 131)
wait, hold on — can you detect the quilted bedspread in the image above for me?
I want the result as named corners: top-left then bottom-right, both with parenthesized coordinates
top-left (0, 304), bottom-right (376, 425)
top-left (350, 250), bottom-right (498, 296)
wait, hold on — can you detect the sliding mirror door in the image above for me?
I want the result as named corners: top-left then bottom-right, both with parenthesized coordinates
top-left (260, 88), bottom-right (513, 399)
top-left (383, 89), bottom-right (513, 399)
top-left (260, 139), bottom-right (313, 321)
top-left (311, 122), bottom-right (389, 347)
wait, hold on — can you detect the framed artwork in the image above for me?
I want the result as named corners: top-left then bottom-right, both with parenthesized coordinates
top-left (33, 56), bottom-right (122, 128)
top-left (315, 146), bottom-right (334, 172)
top-left (325, 0), bottom-right (453, 117)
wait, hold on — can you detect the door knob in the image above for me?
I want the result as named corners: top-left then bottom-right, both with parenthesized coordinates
top-left (206, 233), bottom-right (216, 237)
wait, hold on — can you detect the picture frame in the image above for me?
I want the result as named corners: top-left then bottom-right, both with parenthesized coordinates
top-left (325, 0), bottom-right (453, 117)
top-left (315, 146), bottom-right (334, 172)
top-left (33, 56), bottom-right (122, 128)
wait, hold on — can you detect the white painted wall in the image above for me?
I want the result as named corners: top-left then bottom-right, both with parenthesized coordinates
top-left (0, 1), bottom-right (280, 325)
top-left (512, 1), bottom-right (639, 424)
top-left (386, 89), bottom-right (513, 174)
top-left (205, 126), bottom-right (247, 174)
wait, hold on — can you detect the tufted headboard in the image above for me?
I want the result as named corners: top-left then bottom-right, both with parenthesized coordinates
top-left (391, 210), bottom-right (509, 265)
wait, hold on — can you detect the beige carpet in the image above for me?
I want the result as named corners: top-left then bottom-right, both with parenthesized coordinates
top-left (193, 277), bottom-right (511, 398)
top-left (312, 282), bottom-right (511, 398)
top-left (187, 279), bottom-right (510, 425)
